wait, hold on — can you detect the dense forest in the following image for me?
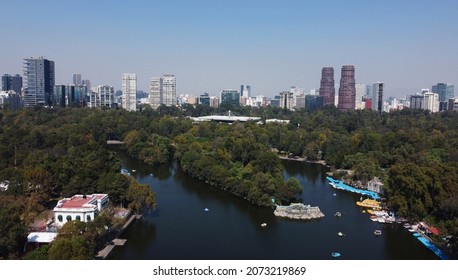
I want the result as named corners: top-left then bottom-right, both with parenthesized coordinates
top-left (0, 105), bottom-right (457, 258)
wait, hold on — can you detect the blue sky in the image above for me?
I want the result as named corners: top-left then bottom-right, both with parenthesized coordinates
top-left (1, 0), bottom-right (457, 98)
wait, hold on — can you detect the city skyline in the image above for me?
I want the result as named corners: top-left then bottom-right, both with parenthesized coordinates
top-left (1, 0), bottom-right (457, 98)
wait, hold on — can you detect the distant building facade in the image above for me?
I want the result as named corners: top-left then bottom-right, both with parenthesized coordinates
top-left (2, 74), bottom-right (22, 94)
top-left (319, 67), bottom-right (335, 106)
top-left (199, 92), bottom-right (211, 106)
top-left (163, 74), bottom-right (176, 106)
top-left (89, 85), bottom-right (115, 108)
top-left (372, 82), bottom-right (384, 113)
top-left (410, 94), bottom-right (424, 109)
top-left (220, 89), bottom-right (240, 106)
top-left (0, 90), bottom-right (22, 109)
top-left (121, 73), bottom-right (137, 111)
top-left (423, 91), bottom-right (439, 113)
top-left (337, 65), bottom-right (356, 110)
top-left (279, 91), bottom-right (294, 110)
top-left (73, 74), bottom-right (82, 85)
top-left (149, 74), bottom-right (176, 109)
top-left (355, 83), bottom-right (365, 110)
top-left (23, 57), bottom-right (55, 107)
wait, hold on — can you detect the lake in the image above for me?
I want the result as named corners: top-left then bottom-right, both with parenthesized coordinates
top-left (108, 148), bottom-right (437, 260)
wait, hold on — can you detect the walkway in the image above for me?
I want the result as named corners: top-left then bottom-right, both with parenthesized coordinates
top-left (326, 177), bottom-right (381, 200)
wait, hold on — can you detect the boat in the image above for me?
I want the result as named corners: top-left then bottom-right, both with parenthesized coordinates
top-left (337, 232), bottom-right (344, 237)
top-left (132, 169), bottom-right (136, 172)
top-left (362, 210), bottom-right (366, 213)
top-left (331, 252), bottom-right (341, 258)
top-left (356, 199), bottom-right (381, 209)
top-left (374, 230), bottom-right (382, 236)
top-left (261, 223), bottom-right (267, 227)
top-left (333, 193), bottom-right (337, 196)
top-left (204, 208), bottom-right (209, 212)
top-left (334, 212), bottom-right (342, 217)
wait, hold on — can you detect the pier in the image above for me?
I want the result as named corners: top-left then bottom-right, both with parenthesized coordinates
top-left (96, 214), bottom-right (140, 259)
top-left (326, 177), bottom-right (381, 200)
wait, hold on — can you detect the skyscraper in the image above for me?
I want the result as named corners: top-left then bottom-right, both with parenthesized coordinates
top-left (355, 83), bottom-right (365, 110)
top-left (162, 74), bottom-right (176, 106)
top-left (432, 83), bottom-right (447, 102)
top-left (319, 67), bottom-right (335, 106)
top-left (2, 74), bottom-right (22, 94)
top-left (149, 77), bottom-right (163, 109)
top-left (73, 74), bottom-right (82, 85)
top-left (23, 57), bottom-right (55, 107)
top-left (372, 82), bottom-right (384, 113)
top-left (279, 91), bottom-right (294, 110)
top-left (241, 85), bottom-right (251, 98)
top-left (149, 75), bottom-right (177, 109)
top-left (53, 84), bottom-right (66, 107)
top-left (121, 73), bottom-right (137, 112)
top-left (337, 65), bottom-right (356, 110)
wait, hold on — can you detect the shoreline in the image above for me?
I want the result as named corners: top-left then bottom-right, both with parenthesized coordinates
top-left (96, 214), bottom-right (142, 260)
top-left (278, 155), bottom-right (327, 166)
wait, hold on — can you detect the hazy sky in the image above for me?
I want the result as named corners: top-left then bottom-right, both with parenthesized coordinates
top-left (1, 0), bottom-right (457, 98)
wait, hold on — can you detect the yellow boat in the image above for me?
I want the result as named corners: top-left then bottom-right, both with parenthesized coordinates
top-left (356, 199), bottom-right (381, 210)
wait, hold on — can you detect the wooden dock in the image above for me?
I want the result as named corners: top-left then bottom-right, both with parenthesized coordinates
top-left (95, 214), bottom-right (140, 259)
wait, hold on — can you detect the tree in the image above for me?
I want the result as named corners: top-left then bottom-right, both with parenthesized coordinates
top-left (0, 204), bottom-right (27, 259)
top-left (48, 221), bottom-right (96, 260)
top-left (126, 181), bottom-right (157, 214)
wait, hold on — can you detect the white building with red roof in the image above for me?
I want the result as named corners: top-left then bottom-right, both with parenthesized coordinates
top-left (53, 194), bottom-right (109, 227)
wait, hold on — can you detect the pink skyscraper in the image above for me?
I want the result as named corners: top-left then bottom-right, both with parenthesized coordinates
top-left (338, 65), bottom-right (356, 110)
top-left (319, 67), bottom-right (335, 106)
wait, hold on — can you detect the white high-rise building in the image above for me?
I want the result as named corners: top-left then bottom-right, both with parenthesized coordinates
top-left (163, 74), bottom-right (176, 106)
top-left (148, 74), bottom-right (176, 109)
top-left (355, 84), bottom-right (365, 110)
top-left (121, 73), bottom-right (137, 111)
top-left (423, 91), bottom-right (439, 113)
top-left (149, 77), bottom-right (163, 109)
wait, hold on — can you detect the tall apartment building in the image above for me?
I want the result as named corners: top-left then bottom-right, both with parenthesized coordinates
top-left (423, 91), bottom-right (439, 113)
top-left (149, 77), bottom-right (163, 109)
top-left (149, 75), bottom-right (176, 109)
top-left (89, 85), bottom-right (115, 109)
top-left (2, 74), bottom-right (22, 94)
top-left (279, 91), bottom-right (294, 110)
top-left (372, 82), bottom-right (384, 113)
top-left (23, 57), bottom-right (55, 107)
top-left (355, 83), bottom-right (365, 110)
top-left (319, 67), bottom-right (335, 106)
top-left (241, 85), bottom-right (251, 98)
top-left (337, 65), bottom-right (356, 110)
top-left (162, 74), bottom-right (176, 106)
top-left (121, 73), bottom-right (137, 111)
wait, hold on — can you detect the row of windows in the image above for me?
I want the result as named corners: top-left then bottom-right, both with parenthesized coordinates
top-left (57, 214), bottom-right (92, 222)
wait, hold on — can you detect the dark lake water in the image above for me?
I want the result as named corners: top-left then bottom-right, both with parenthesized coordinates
top-left (108, 147), bottom-right (437, 260)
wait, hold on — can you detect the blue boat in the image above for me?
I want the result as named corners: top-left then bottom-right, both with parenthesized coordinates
top-left (331, 252), bottom-right (341, 258)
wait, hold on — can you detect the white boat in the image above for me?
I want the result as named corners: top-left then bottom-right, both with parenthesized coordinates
top-left (337, 232), bottom-right (344, 237)
top-left (331, 252), bottom-right (341, 258)
top-left (374, 230), bottom-right (382, 236)
top-left (334, 212), bottom-right (342, 217)
top-left (204, 208), bottom-right (209, 212)
top-left (261, 223), bottom-right (267, 227)
top-left (132, 169), bottom-right (136, 172)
